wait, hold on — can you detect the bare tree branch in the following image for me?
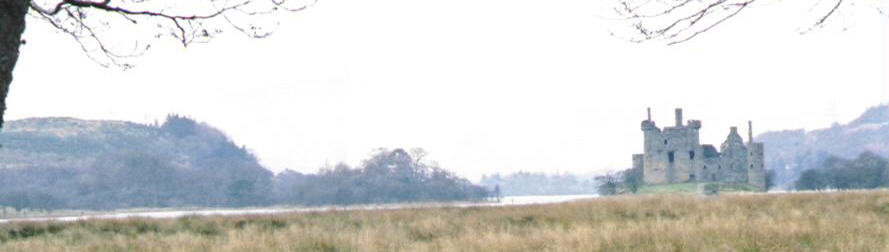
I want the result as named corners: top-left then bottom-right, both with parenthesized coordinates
top-left (613, 0), bottom-right (756, 45)
top-left (611, 0), bottom-right (879, 45)
top-left (26, 0), bottom-right (314, 68)
top-left (801, 0), bottom-right (843, 34)
top-left (668, 1), bottom-right (752, 45)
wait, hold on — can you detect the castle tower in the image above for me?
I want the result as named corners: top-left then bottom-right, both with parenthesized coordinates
top-left (746, 121), bottom-right (766, 190)
top-left (632, 154), bottom-right (644, 171)
top-left (721, 127), bottom-right (744, 150)
top-left (748, 120), bottom-right (753, 143)
top-left (640, 108), bottom-right (665, 184)
top-left (640, 108), bottom-right (702, 184)
top-left (719, 127), bottom-right (748, 183)
top-left (675, 108), bottom-right (683, 127)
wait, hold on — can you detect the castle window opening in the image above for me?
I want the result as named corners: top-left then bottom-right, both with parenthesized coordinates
top-left (703, 165), bottom-right (707, 170)
top-left (664, 140), bottom-right (668, 145)
top-left (689, 151), bottom-right (695, 160)
top-left (667, 151), bottom-right (675, 163)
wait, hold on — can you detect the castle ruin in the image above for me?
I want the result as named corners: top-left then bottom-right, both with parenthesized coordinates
top-left (632, 108), bottom-right (765, 190)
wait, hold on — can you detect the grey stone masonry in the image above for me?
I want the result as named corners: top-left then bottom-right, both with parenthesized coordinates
top-left (633, 108), bottom-right (766, 191)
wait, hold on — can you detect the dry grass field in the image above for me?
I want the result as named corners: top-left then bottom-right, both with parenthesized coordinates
top-left (1, 190), bottom-right (887, 251)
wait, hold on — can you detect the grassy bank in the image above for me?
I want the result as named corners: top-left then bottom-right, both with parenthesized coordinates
top-left (637, 182), bottom-right (760, 194)
top-left (1, 190), bottom-right (886, 251)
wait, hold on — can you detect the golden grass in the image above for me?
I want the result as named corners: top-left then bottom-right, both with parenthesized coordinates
top-left (1, 190), bottom-right (887, 251)
top-left (637, 182), bottom-right (760, 194)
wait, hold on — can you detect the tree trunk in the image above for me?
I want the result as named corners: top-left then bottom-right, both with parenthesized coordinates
top-left (0, 0), bottom-right (28, 129)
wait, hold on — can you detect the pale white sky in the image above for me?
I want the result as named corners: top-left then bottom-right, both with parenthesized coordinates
top-left (8, 0), bottom-right (889, 181)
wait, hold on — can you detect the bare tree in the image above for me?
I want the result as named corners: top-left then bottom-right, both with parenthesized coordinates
top-left (595, 171), bottom-right (621, 195)
top-left (611, 0), bottom-right (887, 45)
top-left (410, 147), bottom-right (428, 168)
top-left (0, 0), bottom-right (313, 128)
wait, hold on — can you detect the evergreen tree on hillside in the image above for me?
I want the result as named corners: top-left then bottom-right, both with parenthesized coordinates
top-left (795, 152), bottom-right (889, 190)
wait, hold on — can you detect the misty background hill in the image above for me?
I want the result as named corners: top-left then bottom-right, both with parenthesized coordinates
top-left (757, 104), bottom-right (889, 189)
top-left (0, 115), bottom-right (273, 209)
top-left (0, 103), bottom-right (885, 209)
top-left (479, 172), bottom-right (598, 196)
top-left (482, 103), bottom-right (889, 194)
top-left (0, 115), bottom-right (487, 210)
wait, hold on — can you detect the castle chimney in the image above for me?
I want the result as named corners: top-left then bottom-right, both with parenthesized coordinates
top-left (748, 120), bottom-right (753, 143)
top-left (647, 107), bottom-right (651, 121)
top-left (675, 108), bottom-right (683, 127)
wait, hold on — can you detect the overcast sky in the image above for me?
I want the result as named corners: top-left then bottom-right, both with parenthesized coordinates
top-left (8, 0), bottom-right (889, 180)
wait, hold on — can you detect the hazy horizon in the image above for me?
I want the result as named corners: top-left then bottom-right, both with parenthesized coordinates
top-left (7, 0), bottom-right (888, 180)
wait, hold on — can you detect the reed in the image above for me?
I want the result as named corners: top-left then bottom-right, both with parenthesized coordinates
top-left (1, 190), bottom-right (886, 251)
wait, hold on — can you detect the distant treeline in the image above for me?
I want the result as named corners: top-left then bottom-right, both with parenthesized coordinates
top-left (0, 116), bottom-right (488, 211)
top-left (794, 152), bottom-right (889, 190)
top-left (757, 104), bottom-right (889, 189)
top-left (480, 172), bottom-right (598, 196)
top-left (275, 148), bottom-right (488, 205)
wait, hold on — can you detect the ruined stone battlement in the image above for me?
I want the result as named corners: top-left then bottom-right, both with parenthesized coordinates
top-left (632, 108), bottom-right (765, 190)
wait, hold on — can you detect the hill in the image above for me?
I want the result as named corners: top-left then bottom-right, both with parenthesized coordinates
top-left (757, 104), bottom-right (889, 188)
top-left (0, 116), bottom-right (489, 210)
top-left (0, 115), bottom-right (273, 210)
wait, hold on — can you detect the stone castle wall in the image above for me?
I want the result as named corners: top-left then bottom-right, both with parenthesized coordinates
top-left (635, 108), bottom-right (766, 190)
top-left (747, 143), bottom-right (765, 190)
